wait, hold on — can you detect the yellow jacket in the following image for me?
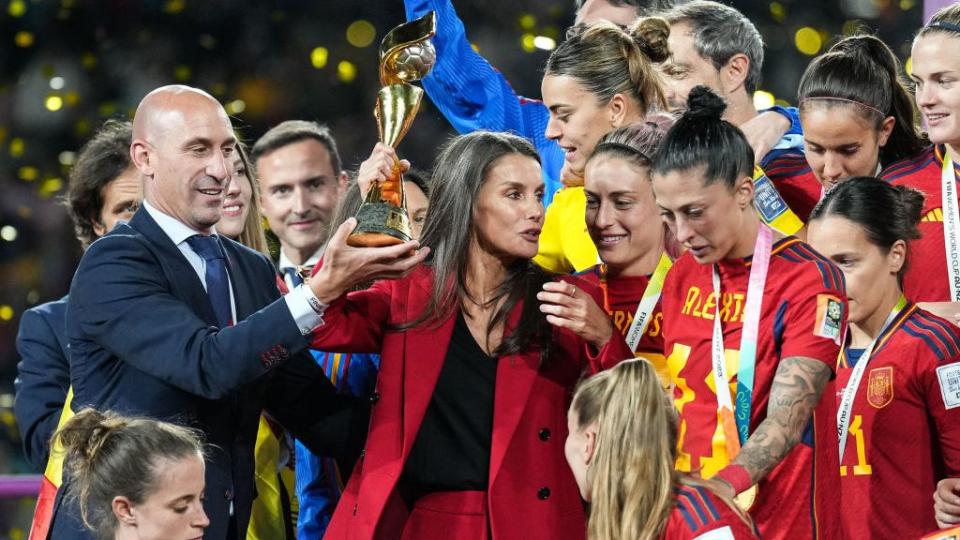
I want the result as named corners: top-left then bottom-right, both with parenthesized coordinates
top-left (534, 186), bottom-right (598, 274)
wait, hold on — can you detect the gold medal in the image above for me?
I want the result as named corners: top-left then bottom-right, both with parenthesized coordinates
top-left (734, 484), bottom-right (758, 511)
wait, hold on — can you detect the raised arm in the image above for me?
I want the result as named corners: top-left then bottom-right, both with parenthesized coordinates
top-left (403, 0), bottom-right (564, 203)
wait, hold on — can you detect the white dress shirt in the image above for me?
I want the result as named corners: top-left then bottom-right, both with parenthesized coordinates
top-left (278, 245), bottom-right (325, 290)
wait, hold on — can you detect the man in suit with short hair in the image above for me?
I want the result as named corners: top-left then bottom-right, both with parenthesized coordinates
top-left (59, 85), bottom-right (426, 539)
top-left (15, 119), bottom-right (140, 472)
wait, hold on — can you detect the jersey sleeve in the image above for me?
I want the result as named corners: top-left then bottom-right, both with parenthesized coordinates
top-left (923, 350), bottom-right (960, 476)
top-left (664, 485), bottom-right (759, 539)
top-left (778, 262), bottom-right (847, 371)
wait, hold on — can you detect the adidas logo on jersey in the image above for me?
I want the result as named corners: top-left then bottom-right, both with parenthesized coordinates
top-left (923, 208), bottom-right (944, 222)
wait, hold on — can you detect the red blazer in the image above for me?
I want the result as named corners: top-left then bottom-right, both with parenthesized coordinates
top-left (309, 266), bottom-right (632, 539)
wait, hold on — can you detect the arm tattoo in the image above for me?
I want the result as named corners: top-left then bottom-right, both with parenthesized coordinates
top-left (732, 356), bottom-right (831, 483)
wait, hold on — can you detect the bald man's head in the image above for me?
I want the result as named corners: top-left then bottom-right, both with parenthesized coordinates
top-left (130, 85), bottom-right (237, 233)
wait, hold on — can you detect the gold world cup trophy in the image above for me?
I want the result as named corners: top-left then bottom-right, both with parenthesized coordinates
top-left (347, 11), bottom-right (437, 247)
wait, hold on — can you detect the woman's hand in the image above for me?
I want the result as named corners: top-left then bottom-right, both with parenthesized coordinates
top-left (537, 281), bottom-right (613, 349)
top-left (357, 142), bottom-right (411, 201)
top-left (308, 218), bottom-right (429, 304)
top-left (935, 478), bottom-right (960, 528)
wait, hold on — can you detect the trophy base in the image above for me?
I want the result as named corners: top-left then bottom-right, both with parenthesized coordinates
top-left (347, 201), bottom-right (412, 247)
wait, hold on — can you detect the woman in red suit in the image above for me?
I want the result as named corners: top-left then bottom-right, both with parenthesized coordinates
top-left (307, 131), bottom-right (631, 539)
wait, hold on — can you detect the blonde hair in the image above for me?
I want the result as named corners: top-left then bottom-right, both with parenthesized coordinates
top-left (571, 359), bottom-right (677, 540)
top-left (234, 141), bottom-right (270, 256)
top-left (916, 2), bottom-right (960, 42)
top-left (546, 18), bottom-right (669, 115)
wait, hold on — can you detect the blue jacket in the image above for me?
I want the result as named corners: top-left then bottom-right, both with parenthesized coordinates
top-left (14, 297), bottom-right (70, 472)
top-left (403, 0), bottom-right (803, 203)
top-left (59, 207), bottom-right (367, 540)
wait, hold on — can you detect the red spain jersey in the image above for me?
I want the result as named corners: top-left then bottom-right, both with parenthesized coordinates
top-left (660, 237), bottom-right (846, 540)
top-left (661, 483), bottom-right (758, 539)
top-left (836, 304), bottom-right (960, 539)
top-left (762, 148), bottom-right (822, 223)
top-left (883, 145), bottom-right (960, 302)
top-left (567, 266), bottom-right (666, 381)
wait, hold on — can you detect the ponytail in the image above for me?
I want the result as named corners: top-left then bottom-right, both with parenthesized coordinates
top-left (651, 86), bottom-right (753, 190)
top-left (810, 177), bottom-right (924, 279)
top-left (571, 359), bottom-right (678, 540)
top-left (546, 18), bottom-right (668, 114)
top-left (798, 34), bottom-right (926, 165)
top-left (54, 409), bottom-right (204, 538)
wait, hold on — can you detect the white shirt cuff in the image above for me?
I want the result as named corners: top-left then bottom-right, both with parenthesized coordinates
top-left (284, 284), bottom-right (326, 335)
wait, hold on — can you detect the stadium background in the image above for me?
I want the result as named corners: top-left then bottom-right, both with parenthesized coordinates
top-left (0, 0), bottom-right (933, 533)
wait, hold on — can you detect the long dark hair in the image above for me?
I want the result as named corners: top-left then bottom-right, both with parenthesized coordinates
top-left (798, 34), bottom-right (926, 166)
top-left (406, 131), bottom-right (553, 361)
top-left (651, 86), bottom-right (753, 189)
top-left (810, 177), bottom-right (924, 280)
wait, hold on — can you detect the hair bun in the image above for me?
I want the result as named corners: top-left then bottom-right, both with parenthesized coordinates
top-left (893, 184), bottom-right (926, 226)
top-left (629, 17), bottom-right (670, 63)
top-left (685, 86), bottom-right (727, 120)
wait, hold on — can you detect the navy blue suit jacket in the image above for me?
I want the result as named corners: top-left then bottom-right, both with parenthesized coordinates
top-left (58, 207), bottom-right (366, 540)
top-left (14, 297), bottom-right (70, 472)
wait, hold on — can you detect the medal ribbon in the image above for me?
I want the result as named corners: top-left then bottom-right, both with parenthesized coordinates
top-left (622, 253), bottom-right (673, 352)
top-left (836, 295), bottom-right (909, 461)
top-left (712, 224), bottom-right (773, 455)
top-left (941, 148), bottom-right (960, 301)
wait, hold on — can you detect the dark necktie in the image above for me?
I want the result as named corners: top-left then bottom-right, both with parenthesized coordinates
top-left (284, 267), bottom-right (304, 288)
top-left (186, 234), bottom-right (233, 327)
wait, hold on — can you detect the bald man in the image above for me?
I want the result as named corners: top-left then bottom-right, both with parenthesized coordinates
top-left (57, 86), bottom-right (424, 539)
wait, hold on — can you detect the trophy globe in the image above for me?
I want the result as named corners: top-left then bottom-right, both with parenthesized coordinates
top-left (388, 42), bottom-right (436, 83)
top-left (348, 11), bottom-right (437, 248)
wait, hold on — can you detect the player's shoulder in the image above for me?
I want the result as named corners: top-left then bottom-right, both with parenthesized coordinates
top-left (771, 238), bottom-right (844, 292)
top-left (881, 145), bottom-right (937, 183)
top-left (673, 484), bottom-right (726, 533)
top-left (761, 148), bottom-right (812, 178)
top-left (894, 306), bottom-right (960, 363)
top-left (567, 265), bottom-right (601, 287)
top-left (550, 185), bottom-right (586, 207)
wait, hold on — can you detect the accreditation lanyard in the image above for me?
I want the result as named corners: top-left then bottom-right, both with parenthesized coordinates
top-left (712, 224), bottom-right (773, 455)
top-left (836, 295), bottom-right (908, 461)
top-left (598, 253), bottom-right (674, 353)
top-left (942, 148), bottom-right (960, 301)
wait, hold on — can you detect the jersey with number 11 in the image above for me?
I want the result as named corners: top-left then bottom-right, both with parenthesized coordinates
top-left (836, 303), bottom-right (960, 539)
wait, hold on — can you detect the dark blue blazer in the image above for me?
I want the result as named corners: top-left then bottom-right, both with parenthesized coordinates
top-left (58, 207), bottom-right (366, 540)
top-left (14, 296), bottom-right (70, 472)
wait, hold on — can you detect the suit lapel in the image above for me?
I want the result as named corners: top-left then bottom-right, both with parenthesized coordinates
top-left (129, 208), bottom-right (218, 326)
top-left (488, 308), bottom-right (540, 487)
top-left (401, 273), bottom-right (456, 458)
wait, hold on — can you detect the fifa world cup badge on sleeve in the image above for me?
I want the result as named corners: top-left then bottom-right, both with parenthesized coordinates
top-left (936, 362), bottom-right (960, 410)
top-left (814, 294), bottom-right (843, 343)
